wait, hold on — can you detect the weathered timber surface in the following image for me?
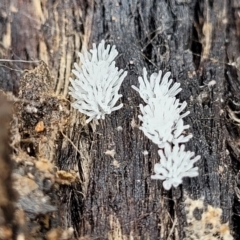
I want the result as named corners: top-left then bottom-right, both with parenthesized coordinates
top-left (79, 0), bottom-right (237, 239)
top-left (0, 0), bottom-right (240, 239)
top-left (0, 92), bottom-right (16, 239)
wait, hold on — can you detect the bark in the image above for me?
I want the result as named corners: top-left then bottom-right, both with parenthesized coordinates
top-left (0, 0), bottom-right (240, 239)
top-left (0, 91), bottom-right (16, 239)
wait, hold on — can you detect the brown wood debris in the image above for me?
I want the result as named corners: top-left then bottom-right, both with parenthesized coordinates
top-left (0, 62), bottom-right (76, 240)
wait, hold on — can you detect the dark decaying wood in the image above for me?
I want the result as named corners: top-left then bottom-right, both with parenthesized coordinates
top-left (0, 0), bottom-right (240, 239)
top-left (0, 91), bottom-right (16, 239)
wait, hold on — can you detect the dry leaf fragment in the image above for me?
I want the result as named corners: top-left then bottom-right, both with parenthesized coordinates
top-left (35, 121), bottom-right (45, 132)
top-left (56, 170), bottom-right (78, 185)
top-left (35, 158), bottom-right (53, 172)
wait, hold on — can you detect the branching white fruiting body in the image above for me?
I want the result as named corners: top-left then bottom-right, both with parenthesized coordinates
top-left (132, 68), bottom-right (200, 190)
top-left (69, 40), bottom-right (127, 123)
top-left (132, 67), bottom-right (182, 104)
top-left (151, 143), bottom-right (200, 190)
top-left (132, 68), bottom-right (191, 148)
top-left (138, 96), bottom-right (192, 148)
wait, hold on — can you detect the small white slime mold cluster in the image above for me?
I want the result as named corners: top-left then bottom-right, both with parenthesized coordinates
top-left (69, 40), bottom-right (127, 123)
top-left (69, 40), bottom-right (200, 190)
top-left (132, 68), bottom-right (200, 190)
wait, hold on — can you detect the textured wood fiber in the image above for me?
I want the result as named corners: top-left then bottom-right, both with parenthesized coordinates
top-left (0, 0), bottom-right (240, 239)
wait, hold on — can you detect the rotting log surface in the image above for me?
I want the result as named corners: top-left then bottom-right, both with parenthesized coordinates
top-left (1, 0), bottom-right (240, 239)
top-left (0, 91), bottom-right (16, 239)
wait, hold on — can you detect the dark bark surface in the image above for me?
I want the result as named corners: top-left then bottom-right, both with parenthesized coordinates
top-left (0, 0), bottom-right (240, 239)
top-left (0, 91), bottom-right (16, 239)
